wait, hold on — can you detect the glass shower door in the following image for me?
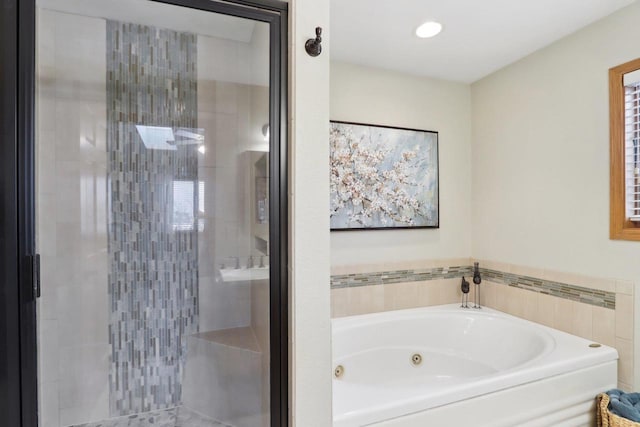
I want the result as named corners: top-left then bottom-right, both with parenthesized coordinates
top-left (34, 1), bottom-right (280, 426)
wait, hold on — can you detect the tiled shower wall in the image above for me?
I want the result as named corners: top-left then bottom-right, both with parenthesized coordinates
top-left (36, 10), bottom-right (110, 427)
top-left (196, 31), bottom-right (270, 334)
top-left (106, 21), bottom-right (199, 415)
top-left (331, 258), bottom-right (635, 390)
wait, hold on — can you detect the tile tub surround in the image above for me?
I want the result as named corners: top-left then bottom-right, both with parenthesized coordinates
top-left (330, 259), bottom-right (476, 317)
top-left (330, 259), bottom-right (635, 389)
top-left (480, 268), bottom-right (615, 309)
top-left (478, 261), bottom-right (635, 391)
top-left (331, 263), bottom-right (615, 309)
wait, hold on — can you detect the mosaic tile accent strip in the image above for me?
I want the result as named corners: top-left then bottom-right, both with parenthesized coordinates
top-left (330, 265), bottom-right (616, 309)
top-left (69, 406), bottom-right (229, 427)
top-left (480, 268), bottom-right (616, 309)
top-left (107, 21), bottom-right (199, 416)
top-left (330, 265), bottom-right (473, 288)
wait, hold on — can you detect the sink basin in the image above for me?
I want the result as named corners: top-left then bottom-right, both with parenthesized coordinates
top-left (218, 267), bottom-right (269, 283)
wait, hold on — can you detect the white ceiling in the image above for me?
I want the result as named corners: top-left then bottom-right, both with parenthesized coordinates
top-left (330, 0), bottom-right (636, 83)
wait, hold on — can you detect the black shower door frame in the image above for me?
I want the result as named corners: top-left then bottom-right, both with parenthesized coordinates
top-left (0, 0), bottom-right (289, 426)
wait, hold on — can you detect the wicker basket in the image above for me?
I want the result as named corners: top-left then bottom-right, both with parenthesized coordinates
top-left (598, 393), bottom-right (640, 427)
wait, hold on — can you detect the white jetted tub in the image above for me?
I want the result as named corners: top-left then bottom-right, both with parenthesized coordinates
top-left (333, 305), bottom-right (618, 427)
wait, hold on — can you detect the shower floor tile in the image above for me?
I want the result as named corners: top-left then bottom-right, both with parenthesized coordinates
top-left (69, 407), bottom-right (231, 427)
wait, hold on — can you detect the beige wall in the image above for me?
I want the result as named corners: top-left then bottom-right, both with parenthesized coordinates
top-left (471, 3), bottom-right (640, 283)
top-left (330, 62), bottom-right (472, 267)
top-left (288, 0), bottom-right (332, 425)
top-left (471, 1), bottom-right (640, 385)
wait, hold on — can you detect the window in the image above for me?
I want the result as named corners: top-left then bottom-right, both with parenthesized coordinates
top-left (172, 180), bottom-right (196, 231)
top-left (626, 77), bottom-right (640, 222)
top-left (610, 58), bottom-right (640, 240)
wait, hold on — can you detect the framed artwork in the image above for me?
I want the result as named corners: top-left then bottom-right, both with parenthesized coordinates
top-left (330, 121), bottom-right (439, 230)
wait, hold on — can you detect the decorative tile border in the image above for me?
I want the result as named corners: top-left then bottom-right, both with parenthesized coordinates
top-left (330, 265), bottom-right (473, 288)
top-left (481, 268), bottom-right (615, 309)
top-left (330, 265), bottom-right (616, 309)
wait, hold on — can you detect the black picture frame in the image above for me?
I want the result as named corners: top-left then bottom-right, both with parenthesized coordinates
top-left (330, 120), bottom-right (440, 231)
top-left (0, 0), bottom-right (289, 426)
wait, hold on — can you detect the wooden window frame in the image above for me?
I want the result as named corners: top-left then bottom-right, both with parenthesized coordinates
top-left (610, 57), bottom-right (640, 241)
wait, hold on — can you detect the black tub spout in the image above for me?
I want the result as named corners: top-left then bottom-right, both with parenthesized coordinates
top-left (473, 262), bottom-right (482, 309)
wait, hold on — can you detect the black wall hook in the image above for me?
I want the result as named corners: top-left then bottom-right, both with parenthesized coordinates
top-left (305, 27), bottom-right (323, 57)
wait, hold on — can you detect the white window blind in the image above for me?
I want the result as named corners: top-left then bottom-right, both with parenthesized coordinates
top-left (172, 180), bottom-right (195, 231)
top-left (625, 79), bottom-right (640, 221)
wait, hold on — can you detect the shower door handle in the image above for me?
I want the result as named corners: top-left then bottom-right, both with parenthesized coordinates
top-left (31, 253), bottom-right (41, 299)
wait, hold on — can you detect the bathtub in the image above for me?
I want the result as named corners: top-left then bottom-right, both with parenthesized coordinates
top-left (332, 304), bottom-right (618, 427)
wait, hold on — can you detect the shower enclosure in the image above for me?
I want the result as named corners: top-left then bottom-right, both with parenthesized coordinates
top-left (0, 0), bottom-right (287, 426)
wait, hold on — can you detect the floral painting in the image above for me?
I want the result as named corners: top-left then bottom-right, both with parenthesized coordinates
top-left (330, 121), bottom-right (439, 230)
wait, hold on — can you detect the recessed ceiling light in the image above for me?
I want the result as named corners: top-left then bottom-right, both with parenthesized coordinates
top-left (416, 21), bottom-right (442, 39)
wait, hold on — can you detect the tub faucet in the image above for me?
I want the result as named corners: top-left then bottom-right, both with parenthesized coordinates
top-left (473, 262), bottom-right (482, 309)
